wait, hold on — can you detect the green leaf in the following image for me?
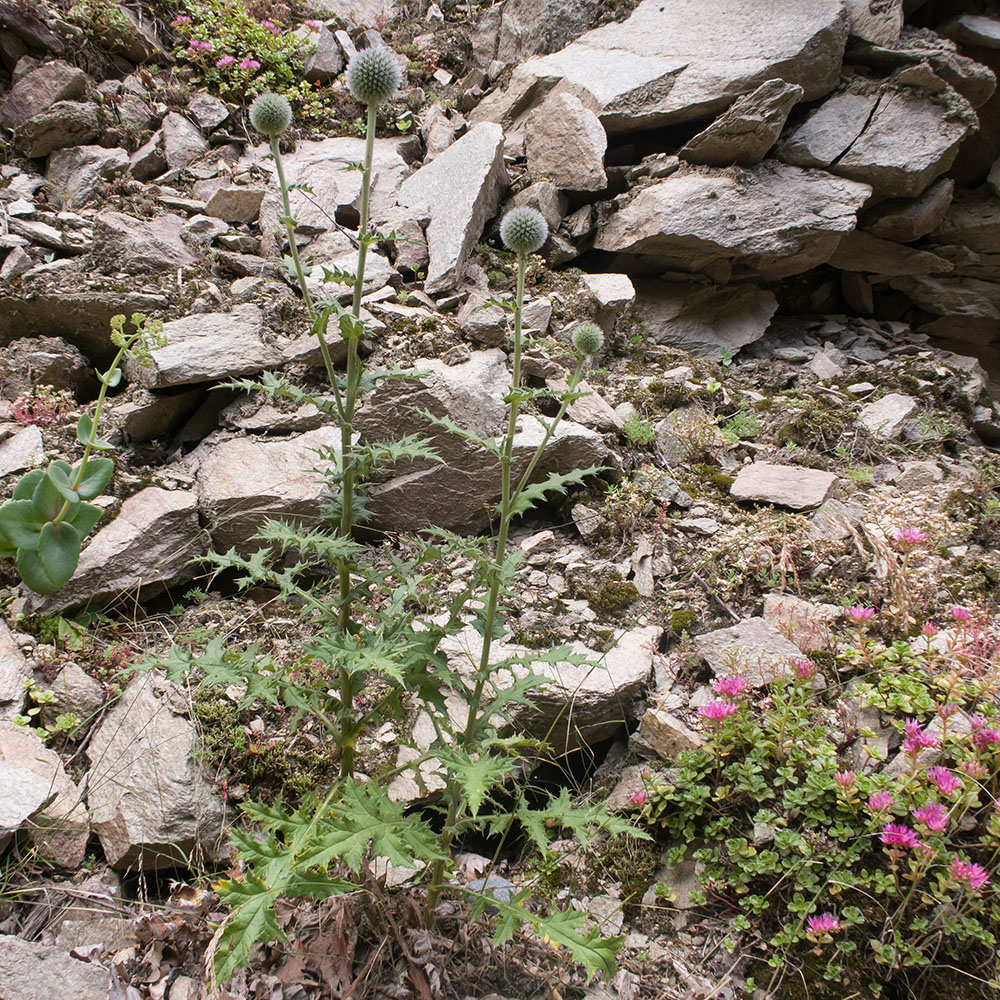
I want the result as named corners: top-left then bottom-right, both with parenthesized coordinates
top-left (509, 465), bottom-right (605, 518)
top-left (46, 462), bottom-right (79, 503)
top-left (16, 548), bottom-right (61, 595)
top-left (0, 500), bottom-right (43, 550)
top-left (76, 413), bottom-right (113, 450)
top-left (413, 408), bottom-right (501, 457)
top-left (214, 873), bottom-right (285, 983)
top-left (37, 520), bottom-right (81, 590)
top-left (12, 469), bottom-right (44, 501)
top-left (104, 366), bottom-right (122, 388)
top-left (436, 747), bottom-right (516, 819)
top-left (63, 502), bottom-right (102, 539)
top-left (32, 471), bottom-right (74, 522)
top-left (73, 458), bottom-right (114, 501)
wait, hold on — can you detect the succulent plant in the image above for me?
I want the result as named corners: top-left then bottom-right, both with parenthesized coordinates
top-left (346, 46), bottom-right (402, 106)
top-left (500, 206), bottom-right (548, 256)
top-left (572, 321), bottom-right (604, 357)
top-left (249, 92), bottom-right (293, 137)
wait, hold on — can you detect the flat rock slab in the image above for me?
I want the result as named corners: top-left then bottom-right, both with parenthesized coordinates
top-left (395, 122), bottom-right (507, 294)
top-left (23, 488), bottom-right (206, 616)
top-left (846, 0), bottom-right (902, 46)
top-left (763, 592), bottom-right (840, 652)
top-left (526, 91), bottom-right (607, 191)
top-left (0, 935), bottom-right (110, 1000)
top-left (0, 425), bottom-right (43, 477)
top-left (731, 463), bottom-right (838, 509)
top-left (0, 623), bottom-right (28, 721)
top-left (478, 0), bottom-right (846, 133)
top-left (694, 617), bottom-right (802, 687)
top-left (14, 99), bottom-right (100, 158)
top-left (861, 177), bottom-right (955, 243)
top-left (637, 706), bottom-right (704, 760)
top-left (86, 675), bottom-right (227, 869)
top-left (595, 163), bottom-right (871, 281)
top-left (93, 211), bottom-right (197, 274)
top-left (127, 305), bottom-right (281, 388)
top-left (45, 144), bottom-right (129, 209)
top-left (0, 60), bottom-right (88, 130)
top-left (858, 393), bottom-right (918, 438)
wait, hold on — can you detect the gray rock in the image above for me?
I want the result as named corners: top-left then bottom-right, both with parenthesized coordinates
top-left (896, 460), bottom-right (944, 491)
top-left (38, 661), bottom-right (104, 728)
top-left (189, 426), bottom-right (340, 551)
top-left (0, 335), bottom-right (94, 399)
top-left (502, 180), bottom-right (566, 234)
top-left (525, 91), bottom-right (606, 191)
top-left (94, 211), bottom-right (197, 274)
top-left (548, 376), bottom-right (620, 431)
top-left (458, 295), bottom-right (507, 346)
top-left (395, 123), bottom-right (507, 294)
top-left (127, 306), bottom-right (279, 388)
top-left (44, 144), bottom-right (129, 209)
top-left (302, 229), bottom-right (397, 302)
top-left (485, 0), bottom-right (606, 64)
top-left (14, 99), bottom-right (100, 158)
top-left (0, 721), bottom-right (89, 868)
top-left (582, 272), bottom-right (634, 311)
top-left (106, 386), bottom-right (204, 443)
top-left (762, 592), bottom-right (839, 652)
top-left (808, 497), bottom-right (864, 542)
top-left (828, 230), bottom-right (952, 275)
top-left (679, 79), bottom-right (803, 166)
top-left (808, 352), bottom-right (843, 380)
top-left (730, 463), bottom-right (838, 509)
top-left (303, 24), bottom-right (345, 82)
top-left (474, 0), bottom-right (847, 134)
top-left (129, 128), bottom-right (167, 180)
top-left (945, 15), bottom-right (1000, 50)
top-left (0, 425), bottom-right (43, 477)
top-left (161, 111), bottom-right (209, 170)
top-left (633, 279), bottom-right (778, 358)
top-left (0, 623), bottom-right (28, 722)
top-left (846, 0), bottom-right (903, 46)
top-left (188, 92), bottom-right (229, 131)
top-left (305, 0), bottom-right (402, 27)
top-left (86, 675), bottom-right (227, 869)
top-left (0, 935), bottom-right (110, 999)
top-left (183, 214), bottom-right (228, 243)
top-left (636, 706), bottom-right (703, 760)
top-left (0, 246), bottom-right (32, 283)
top-left (204, 186), bottom-right (265, 224)
top-left (23, 488), bottom-right (207, 616)
top-left (861, 176), bottom-right (954, 242)
top-left (595, 164), bottom-right (871, 281)
top-left (858, 393), bottom-right (917, 438)
top-left (0, 60), bottom-right (89, 130)
top-left (694, 617), bottom-right (802, 687)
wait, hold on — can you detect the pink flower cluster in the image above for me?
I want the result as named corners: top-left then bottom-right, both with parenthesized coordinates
top-left (921, 620), bottom-right (939, 637)
top-left (834, 770), bottom-right (856, 789)
top-left (903, 719), bottom-right (937, 756)
top-left (881, 823), bottom-right (920, 850)
top-left (926, 766), bottom-right (962, 796)
top-left (699, 700), bottom-right (739, 721)
top-left (912, 802), bottom-right (948, 833)
top-left (216, 54), bottom-right (235, 67)
top-left (806, 913), bottom-right (841, 935)
top-left (893, 526), bottom-right (927, 548)
top-left (259, 18), bottom-right (281, 34)
top-left (867, 791), bottom-right (895, 813)
top-left (303, 18), bottom-right (323, 28)
top-left (950, 858), bottom-right (990, 891)
top-left (713, 674), bottom-right (748, 699)
top-left (791, 657), bottom-right (816, 680)
top-left (171, 14), bottom-right (191, 24)
top-left (951, 606), bottom-right (973, 622)
top-left (846, 605), bottom-right (876, 622)
top-left (628, 789), bottom-right (647, 807)
top-left (240, 57), bottom-right (261, 70)
top-left (971, 715), bottom-right (1000, 748)
top-left (188, 39), bottom-right (212, 52)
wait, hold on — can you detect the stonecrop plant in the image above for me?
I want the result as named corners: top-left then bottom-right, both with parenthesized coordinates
top-left (0, 314), bottom-right (164, 594)
top-left (137, 47), bottom-right (632, 986)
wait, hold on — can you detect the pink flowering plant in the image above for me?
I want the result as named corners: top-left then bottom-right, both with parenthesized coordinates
top-left (636, 631), bottom-right (1000, 997)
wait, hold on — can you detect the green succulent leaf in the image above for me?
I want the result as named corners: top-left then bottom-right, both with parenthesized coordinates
top-left (63, 501), bottom-right (103, 540)
top-left (37, 520), bottom-right (81, 590)
top-left (73, 458), bottom-right (114, 501)
top-left (76, 413), bottom-right (113, 450)
top-left (46, 462), bottom-right (80, 504)
top-left (12, 469), bottom-right (45, 501)
top-left (32, 470), bottom-right (75, 523)
top-left (0, 500), bottom-right (43, 550)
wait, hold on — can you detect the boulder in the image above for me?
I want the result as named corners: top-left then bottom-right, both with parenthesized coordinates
top-left (679, 79), bottom-right (803, 166)
top-left (38, 662), bottom-right (104, 728)
top-left (305, 0), bottom-right (403, 27)
top-left (525, 91), bottom-right (606, 191)
top-left (861, 176), bottom-right (954, 242)
top-left (0, 60), bottom-right (88, 130)
top-left (44, 144), bottom-right (129, 209)
top-left (129, 128), bottom-right (167, 180)
top-left (0, 425), bottom-right (43, 477)
top-left (945, 15), bottom-right (1000, 50)
top-left (395, 123), bottom-right (507, 294)
top-left (188, 92), bottom-right (229, 132)
top-left (594, 163), bottom-right (872, 281)
top-left (204, 186), bottom-right (265, 224)
top-left (827, 230), bottom-right (952, 275)
top-left (93, 211), bottom-right (198, 274)
top-left (0, 335), bottom-right (95, 399)
top-left (0, 623), bottom-right (28, 722)
top-left (14, 100), bottom-right (100, 158)
top-left (487, 0), bottom-right (607, 65)
top-left (303, 24), bottom-right (344, 82)
top-left (632, 279), bottom-right (778, 358)
top-left (636, 706), bottom-right (703, 759)
top-left (474, 0), bottom-right (847, 133)
top-left (458, 295), bottom-right (508, 346)
top-left (0, 936), bottom-right (110, 1000)
top-left (0, 721), bottom-right (88, 868)
top-left (846, 0), bottom-right (903, 46)
top-left (693, 617), bottom-right (802, 687)
top-left (189, 426), bottom-right (340, 551)
top-left (858, 393), bottom-right (917, 438)
top-left (730, 463), bottom-right (838, 509)
top-left (762, 592), bottom-right (840, 652)
top-left (161, 111), bottom-right (209, 170)
top-left (23, 488), bottom-right (206, 616)
top-left (86, 675), bottom-right (227, 869)
top-left (301, 229), bottom-right (397, 302)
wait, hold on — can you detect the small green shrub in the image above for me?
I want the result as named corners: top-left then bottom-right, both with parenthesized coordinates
top-left (622, 414), bottom-right (656, 448)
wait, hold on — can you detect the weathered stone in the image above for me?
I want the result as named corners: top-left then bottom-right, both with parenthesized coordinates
top-left (779, 81), bottom-right (977, 198)
top-left (0, 246), bottom-right (32, 283)
top-left (203, 185), bottom-right (265, 224)
top-left (897, 460), bottom-right (944, 491)
top-left (637, 706), bottom-right (703, 759)
top-left (189, 426), bottom-right (340, 551)
top-left (303, 24), bottom-right (345, 82)
top-left (38, 662), bottom-right (104, 729)
top-left (763, 592), bottom-right (840, 652)
top-left (846, 0), bottom-right (903, 46)
top-left (161, 111), bottom-right (209, 170)
top-left (44, 144), bottom-right (129, 209)
top-left (183, 214), bottom-right (228, 243)
top-left (188, 92), bottom-right (229, 132)
top-left (0, 60), bottom-right (88, 131)
top-left (730, 463), bottom-right (838, 509)
top-left (88, 3), bottom-right (166, 62)
top-left (395, 123), bottom-right (507, 294)
top-left (0, 722), bottom-right (88, 867)
top-left (24, 488), bottom-right (207, 616)
top-left (129, 128), bottom-right (167, 180)
top-left (0, 335), bottom-right (94, 399)
top-left (486, 0), bottom-right (606, 65)
top-left (14, 99), bottom-right (100, 157)
top-left (858, 393), bottom-right (917, 438)
top-left (582, 272), bottom-right (634, 311)
top-left (945, 15), bottom-right (1000, 50)
top-left (633, 279), bottom-right (778, 358)
top-left (304, 0), bottom-right (402, 27)
top-left (828, 230), bottom-right (952, 275)
top-left (808, 497), bottom-right (864, 542)
top-left (0, 424), bottom-right (43, 477)
top-left (861, 177), bottom-right (954, 242)
top-left (525, 91), bottom-right (606, 191)
top-left (680, 79), bottom-right (803, 166)
top-left (458, 295), bottom-right (507, 345)
top-left (595, 164), bottom-right (871, 281)
top-left (86, 675), bottom-right (227, 869)
top-left (547, 376), bottom-right (620, 431)
top-left (93, 211), bottom-right (198, 274)
top-left (7, 214), bottom-right (92, 254)
top-left (475, 0), bottom-right (847, 134)
top-left (302, 229), bottom-right (397, 302)
top-left (694, 617), bottom-right (802, 687)
top-left (0, 623), bottom-right (27, 722)
top-left (655, 404), bottom-right (724, 464)
top-left (0, 935), bottom-right (110, 1000)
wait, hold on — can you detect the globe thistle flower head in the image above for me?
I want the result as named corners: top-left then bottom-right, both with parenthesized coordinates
top-left (346, 46), bottom-right (402, 106)
top-left (572, 321), bottom-right (604, 357)
top-left (500, 206), bottom-right (548, 255)
top-left (249, 92), bottom-right (292, 137)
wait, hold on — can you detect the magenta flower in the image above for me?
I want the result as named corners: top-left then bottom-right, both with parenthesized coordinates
top-left (806, 913), bottom-right (841, 935)
top-left (950, 858), bottom-right (990, 891)
top-left (950, 606), bottom-right (972, 622)
top-left (628, 789), bottom-right (647, 807)
top-left (698, 700), bottom-right (739, 721)
top-left (172, 14), bottom-right (191, 24)
top-left (960, 759), bottom-right (987, 779)
top-left (893, 527), bottom-right (927, 547)
top-left (187, 39), bottom-right (212, 51)
top-left (791, 657), bottom-right (816, 680)
top-left (926, 766), bottom-right (962, 796)
top-left (834, 770), bottom-right (856, 789)
top-left (240, 57), bottom-right (261, 70)
top-left (971, 715), bottom-right (1000, 748)
top-left (912, 802), bottom-right (948, 833)
top-left (713, 674), bottom-right (748, 699)
top-left (881, 823), bottom-right (920, 850)
top-left (847, 605), bottom-right (876, 622)
top-left (216, 54), bottom-right (235, 67)
top-left (921, 621), bottom-right (940, 637)
top-left (867, 791), bottom-right (895, 813)
top-left (304, 18), bottom-right (323, 28)
top-left (903, 719), bottom-right (937, 755)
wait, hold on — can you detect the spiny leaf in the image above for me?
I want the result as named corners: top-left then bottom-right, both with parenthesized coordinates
top-left (435, 747), bottom-right (517, 818)
top-left (414, 408), bottom-right (501, 457)
top-left (214, 873), bottom-right (285, 983)
top-left (509, 465), bottom-right (606, 518)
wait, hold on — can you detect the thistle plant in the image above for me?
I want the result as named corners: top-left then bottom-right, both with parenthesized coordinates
top-left (0, 313), bottom-right (164, 594)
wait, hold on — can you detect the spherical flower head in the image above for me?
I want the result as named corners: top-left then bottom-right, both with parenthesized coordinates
top-left (713, 674), bottom-right (748, 699)
top-left (249, 92), bottom-right (292, 137)
top-left (867, 791), bottom-right (895, 813)
top-left (951, 858), bottom-right (990, 891)
top-left (912, 802), bottom-right (949, 833)
top-left (881, 823), bottom-right (920, 850)
top-left (346, 46), bottom-right (402, 106)
top-left (500, 206), bottom-right (548, 255)
top-left (698, 699), bottom-right (739, 721)
top-left (847, 605), bottom-right (876, 622)
top-left (806, 913), bottom-right (841, 936)
top-left (571, 321), bottom-right (604, 357)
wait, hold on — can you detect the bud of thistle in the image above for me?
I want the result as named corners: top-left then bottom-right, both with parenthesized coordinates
top-left (346, 46), bottom-right (402, 106)
top-left (572, 321), bottom-right (604, 356)
top-left (249, 92), bottom-right (293, 137)
top-left (500, 207), bottom-right (548, 256)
